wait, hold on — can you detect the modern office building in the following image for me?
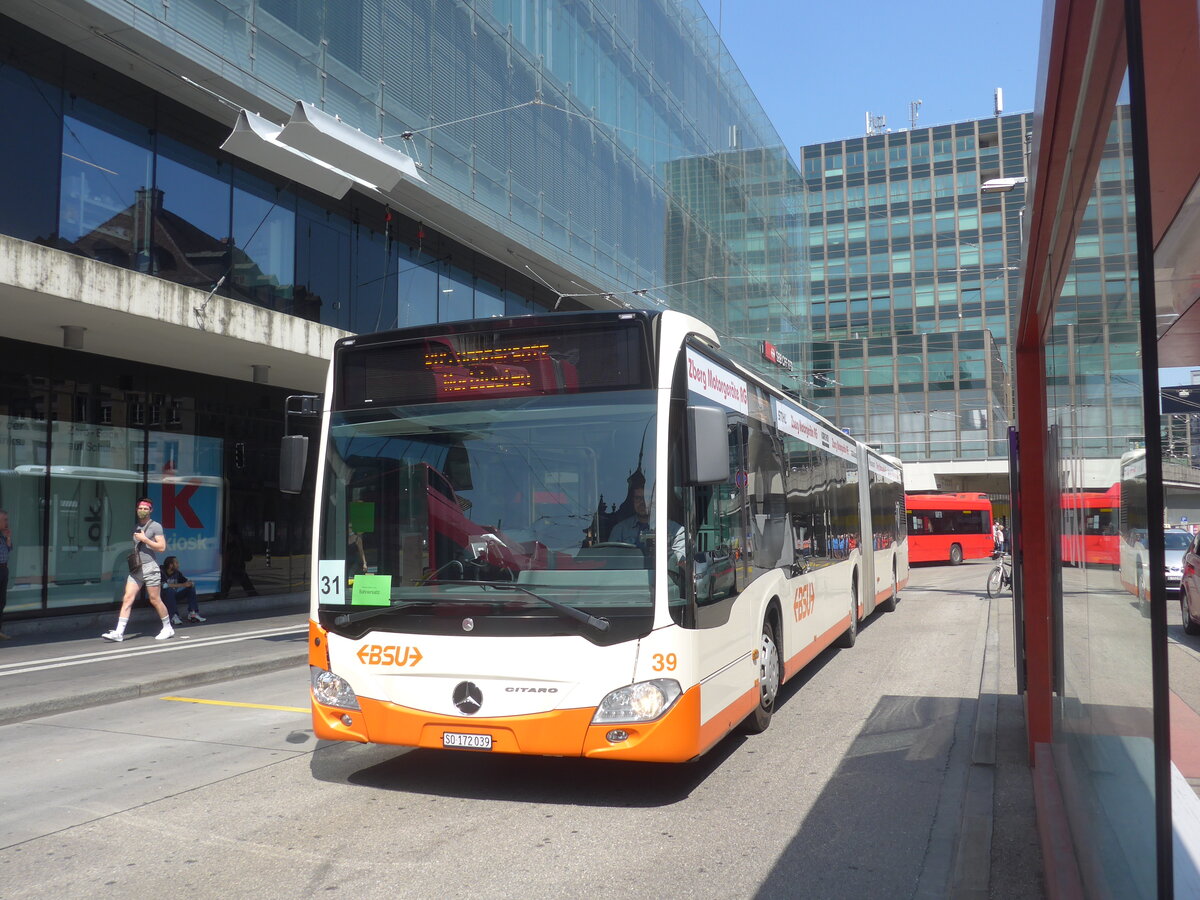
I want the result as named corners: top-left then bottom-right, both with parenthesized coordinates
top-left (795, 109), bottom-right (1155, 501)
top-left (0, 0), bottom-right (804, 619)
top-left (797, 112), bottom-right (1030, 483)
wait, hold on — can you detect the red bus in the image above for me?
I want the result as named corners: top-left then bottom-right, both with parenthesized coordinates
top-left (905, 492), bottom-right (994, 565)
top-left (1061, 483), bottom-right (1120, 567)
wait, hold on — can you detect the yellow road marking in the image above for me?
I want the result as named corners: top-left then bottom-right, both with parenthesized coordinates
top-left (162, 695), bottom-right (308, 713)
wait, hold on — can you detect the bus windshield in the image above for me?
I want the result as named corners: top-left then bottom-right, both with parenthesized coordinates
top-left (318, 391), bottom-right (663, 641)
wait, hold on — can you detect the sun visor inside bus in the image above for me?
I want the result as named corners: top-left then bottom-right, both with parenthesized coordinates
top-left (338, 324), bottom-right (652, 408)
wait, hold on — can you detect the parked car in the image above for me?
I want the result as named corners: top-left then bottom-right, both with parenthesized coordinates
top-left (1163, 528), bottom-right (1192, 594)
top-left (1133, 527), bottom-right (1191, 616)
top-left (1180, 531), bottom-right (1200, 635)
top-left (694, 546), bottom-right (736, 604)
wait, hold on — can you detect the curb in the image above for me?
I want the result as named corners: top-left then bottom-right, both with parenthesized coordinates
top-left (0, 650), bottom-right (308, 727)
top-left (949, 592), bottom-right (1000, 898)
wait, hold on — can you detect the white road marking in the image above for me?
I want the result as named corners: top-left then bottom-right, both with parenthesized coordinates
top-left (0, 625), bottom-right (306, 676)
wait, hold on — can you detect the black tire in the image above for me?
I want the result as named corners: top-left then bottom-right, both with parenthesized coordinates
top-left (949, 543), bottom-right (963, 566)
top-left (880, 562), bottom-right (898, 612)
top-left (742, 617), bottom-right (781, 734)
top-left (1184, 593), bottom-right (1200, 635)
top-left (837, 579), bottom-right (859, 648)
top-left (987, 564), bottom-right (1004, 598)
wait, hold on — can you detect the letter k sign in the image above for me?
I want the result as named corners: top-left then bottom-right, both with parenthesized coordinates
top-left (161, 481), bottom-right (202, 528)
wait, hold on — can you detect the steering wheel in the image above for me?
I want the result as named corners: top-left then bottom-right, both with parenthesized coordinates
top-left (590, 542), bottom-right (639, 549)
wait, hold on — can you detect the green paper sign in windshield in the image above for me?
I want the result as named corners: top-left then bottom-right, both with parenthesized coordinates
top-left (351, 573), bottom-right (392, 606)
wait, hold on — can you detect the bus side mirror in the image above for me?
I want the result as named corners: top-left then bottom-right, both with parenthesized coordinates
top-left (687, 405), bottom-right (730, 484)
top-left (280, 435), bottom-right (309, 494)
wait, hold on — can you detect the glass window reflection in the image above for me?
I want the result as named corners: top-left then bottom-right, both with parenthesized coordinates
top-left (153, 136), bottom-right (231, 291)
top-left (397, 246), bottom-right (439, 328)
top-left (59, 103), bottom-right (153, 271)
top-left (439, 262), bottom-right (474, 322)
top-left (231, 170), bottom-right (294, 310)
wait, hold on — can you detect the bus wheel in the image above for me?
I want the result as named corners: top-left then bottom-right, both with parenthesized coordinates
top-left (949, 543), bottom-right (964, 566)
top-left (838, 580), bottom-right (859, 648)
top-left (880, 562), bottom-right (899, 612)
top-left (743, 618), bottom-right (781, 734)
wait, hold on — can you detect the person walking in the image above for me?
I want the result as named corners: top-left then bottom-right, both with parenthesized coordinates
top-left (102, 498), bottom-right (174, 642)
top-left (0, 508), bottom-right (11, 640)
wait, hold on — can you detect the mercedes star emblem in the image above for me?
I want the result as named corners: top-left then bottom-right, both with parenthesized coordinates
top-left (452, 681), bottom-right (483, 715)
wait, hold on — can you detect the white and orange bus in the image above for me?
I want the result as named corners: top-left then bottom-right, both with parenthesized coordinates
top-left (287, 310), bottom-right (908, 762)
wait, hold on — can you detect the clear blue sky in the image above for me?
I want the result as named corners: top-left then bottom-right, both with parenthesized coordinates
top-left (697, 0), bottom-right (1045, 150)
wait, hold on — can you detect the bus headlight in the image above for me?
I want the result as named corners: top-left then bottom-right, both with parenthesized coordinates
top-left (592, 679), bottom-right (682, 724)
top-left (310, 666), bottom-right (361, 710)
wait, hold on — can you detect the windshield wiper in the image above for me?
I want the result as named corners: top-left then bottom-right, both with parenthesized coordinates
top-left (473, 581), bottom-right (610, 633)
top-left (332, 599), bottom-right (428, 627)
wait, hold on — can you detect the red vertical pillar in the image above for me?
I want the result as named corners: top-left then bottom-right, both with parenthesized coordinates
top-left (1016, 340), bottom-right (1053, 759)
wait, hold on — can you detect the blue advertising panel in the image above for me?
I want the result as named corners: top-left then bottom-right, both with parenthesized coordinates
top-left (147, 433), bottom-right (224, 594)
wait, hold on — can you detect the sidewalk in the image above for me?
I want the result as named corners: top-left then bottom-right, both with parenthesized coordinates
top-left (0, 591), bottom-right (310, 726)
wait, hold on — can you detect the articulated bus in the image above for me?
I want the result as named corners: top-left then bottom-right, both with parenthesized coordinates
top-left (1061, 483), bottom-right (1120, 567)
top-left (904, 492), bottom-right (993, 565)
top-left (291, 310), bottom-right (908, 763)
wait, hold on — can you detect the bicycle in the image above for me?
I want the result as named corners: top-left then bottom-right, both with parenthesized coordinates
top-left (987, 554), bottom-right (1012, 597)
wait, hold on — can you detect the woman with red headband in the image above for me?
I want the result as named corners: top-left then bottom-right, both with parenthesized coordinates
top-left (102, 497), bottom-right (173, 642)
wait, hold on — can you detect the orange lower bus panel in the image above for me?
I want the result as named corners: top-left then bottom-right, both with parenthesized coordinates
top-left (311, 682), bottom-right (755, 763)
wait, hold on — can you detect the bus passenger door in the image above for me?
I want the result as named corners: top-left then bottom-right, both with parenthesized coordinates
top-left (688, 420), bottom-right (755, 725)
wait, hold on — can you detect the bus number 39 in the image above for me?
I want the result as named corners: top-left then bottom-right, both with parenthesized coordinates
top-left (652, 653), bottom-right (678, 672)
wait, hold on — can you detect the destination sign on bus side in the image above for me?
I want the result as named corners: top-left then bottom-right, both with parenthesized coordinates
top-left (771, 398), bottom-right (857, 464)
top-left (867, 455), bottom-right (903, 483)
top-left (686, 348), bottom-right (748, 414)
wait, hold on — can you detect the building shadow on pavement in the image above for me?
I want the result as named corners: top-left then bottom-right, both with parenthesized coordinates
top-left (752, 691), bottom-right (1044, 900)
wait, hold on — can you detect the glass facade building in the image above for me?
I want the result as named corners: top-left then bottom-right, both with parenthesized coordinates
top-left (799, 111), bottom-right (1146, 480)
top-left (798, 114), bottom-right (1030, 463)
top-left (0, 0), bottom-right (804, 618)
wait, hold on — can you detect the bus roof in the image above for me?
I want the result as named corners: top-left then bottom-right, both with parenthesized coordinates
top-left (1060, 484), bottom-right (1120, 507)
top-left (905, 492), bottom-right (993, 510)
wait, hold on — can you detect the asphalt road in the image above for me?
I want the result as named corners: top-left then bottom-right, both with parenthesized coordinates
top-left (0, 562), bottom-right (1043, 899)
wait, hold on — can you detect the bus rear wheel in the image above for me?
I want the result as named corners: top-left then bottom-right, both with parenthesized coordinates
top-left (838, 580), bottom-right (860, 648)
top-left (949, 543), bottom-right (964, 565)
top-left (743, 618), bottom-right (780, 734)
top-left (880, 562), bottom-right (899, 612)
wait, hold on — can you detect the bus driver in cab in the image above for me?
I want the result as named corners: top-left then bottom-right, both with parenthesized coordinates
top-left (607, 471), bottom-right (684, 563)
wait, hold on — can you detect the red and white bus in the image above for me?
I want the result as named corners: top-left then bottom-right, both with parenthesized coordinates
top-left (905, 492), bottom-right (994, 565)
top-left (287, 309), bottom-right (908, 763)
top-left (1061, 483), bottom-right (1120, 567)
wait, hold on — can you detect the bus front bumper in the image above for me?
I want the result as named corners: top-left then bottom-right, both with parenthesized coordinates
top-left (311, 685), bottom-right (708, 763)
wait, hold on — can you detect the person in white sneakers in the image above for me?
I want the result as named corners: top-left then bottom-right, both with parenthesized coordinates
top-left (161, 556), bottom-right (204, 624)
top-left (102, 498), bottom-right (173, 642)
